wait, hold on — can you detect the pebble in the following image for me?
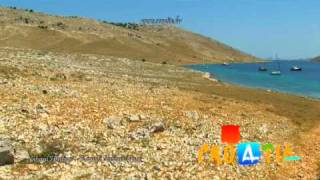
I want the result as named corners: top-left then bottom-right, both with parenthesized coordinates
top-left (148, 122), bottom-right (165, 133)
top-left (185, 111), bottom-right (199, 120)
top-left (14, 149), bottom-right (30, 162)
top-left (27, 164), bottom-right (39, 171)
top-left (128, 115), bottom-right (140, 122)
top-left (153, 165), bottom-right (161, 171)
top-left (104, 116), bottom-right (122, 129)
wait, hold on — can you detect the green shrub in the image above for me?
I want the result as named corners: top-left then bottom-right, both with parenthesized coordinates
top-left (24, 18), bottom-right (29, 24)
top-left (38, 25), bottom-right (48, 30)
top-left (24, 9), bottom-right (34, 13)
top-left (56, 22), bottom-right (64, 26)
top-left (55, 22), bottom-right (66, 29)
top-left (109, 22), bottom-right (140, 30)
top-left (30, 140), bottom-right (64, 160)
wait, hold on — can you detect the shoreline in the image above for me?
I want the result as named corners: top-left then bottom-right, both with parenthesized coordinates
top-left (209, 76), bottom-right (320, 101)
top-left (182, 67), bottom-right (320, 131)
top-left (184, 63), bottom-right (320, 100)
top-left (184, 58), bottom-right (319, 66)
top-left (188, 68), bottom-right (320, 178)
top-left (185, 66), bottom-right (320, 178)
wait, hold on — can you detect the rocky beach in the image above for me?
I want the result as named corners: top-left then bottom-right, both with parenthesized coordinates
top-left (0, 5), bottom-right (319, 180)
top-left (0, 47), bottom-right (319, 179)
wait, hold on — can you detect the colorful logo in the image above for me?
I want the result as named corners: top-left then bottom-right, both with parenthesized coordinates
top-left (237, 142), bottom-right (261, 165)
top-left (221, 125), bottom-right (240, 144)
top-left (197, 124), bottom-right (301, 166)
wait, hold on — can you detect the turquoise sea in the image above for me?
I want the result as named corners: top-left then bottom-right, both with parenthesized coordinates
top-left (186, 61), bottom-right (320, 99)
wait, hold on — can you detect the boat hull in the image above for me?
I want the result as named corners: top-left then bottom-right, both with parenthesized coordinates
top-left (270, 71), bottom-right (281, 75)
top-left (291, 68), bottom-right (302, 71)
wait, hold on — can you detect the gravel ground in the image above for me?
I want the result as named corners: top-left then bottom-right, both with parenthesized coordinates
top-left (0, 47), bottom-right (319, 179)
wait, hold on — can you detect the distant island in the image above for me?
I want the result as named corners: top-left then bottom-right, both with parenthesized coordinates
top-left (312, 56), bottom-right (320, 61)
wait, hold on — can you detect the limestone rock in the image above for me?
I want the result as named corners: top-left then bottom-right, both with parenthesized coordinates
top-left (129, 128), bottom-right (150, 140)
top-left (35, 103), bottom-right (49, 114)
top-left (148, 122), bottom-right (165, 133)
top-left (129, 122), bottom-right (165, 140)
top-left (14, 149), bottom-right (30, 162)
top-left (104, 116), bottom-right (121, 129)
top-left (185, 111), bottom-right (199, 120)
top-left (0, 140), bottom-right (14, 166)
top-left (128, 115), bottom-right (140, 122)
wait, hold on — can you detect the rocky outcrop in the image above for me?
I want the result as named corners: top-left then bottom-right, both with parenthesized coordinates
top-left (129, 121), bottom-right (165, 140)
top-left (0, 140), bottom-right (14, 166)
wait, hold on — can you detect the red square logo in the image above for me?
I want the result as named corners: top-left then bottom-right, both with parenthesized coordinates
top-left (221, 125), bottom-right (240, 143)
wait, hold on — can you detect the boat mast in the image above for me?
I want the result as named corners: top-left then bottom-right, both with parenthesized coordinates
top-left (275, 53), bottom-right (280, 70)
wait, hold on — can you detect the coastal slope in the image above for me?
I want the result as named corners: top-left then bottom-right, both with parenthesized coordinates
top-left (0, 6), bottom-right (258, 64)
top-left (312, 56), bottom-right (320, 61)
top-left (0, 47), bottom-right (319, 179)
top-left (0, 6), bottom-right (319, 180)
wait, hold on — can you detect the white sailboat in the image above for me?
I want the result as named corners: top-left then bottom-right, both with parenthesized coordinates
top-left (270, 54), bottom-right (281, 75)
top-left (291, 65), bottom-right (302, 71)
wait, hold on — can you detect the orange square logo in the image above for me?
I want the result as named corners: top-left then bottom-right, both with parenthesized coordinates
top-left (221, 125), bottom-right (240, 143)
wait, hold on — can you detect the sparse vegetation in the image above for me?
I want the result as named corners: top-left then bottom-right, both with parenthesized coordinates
top-left (56, 22), bottom-right (64, 26)
top-left (49, 73), bottom-right (67, 81)
top-left (55, 22), bottom-right (66, 29)
top-left (38, 25), bottom-right (48, 30)
top-left (103, 21), bottom-right (140, 30)
top-left (16, 16), bottom-right (32, 24)
top-left (30, 140), bottom-right (64, 159)
top-left (24, 18), bottom-right (29, 24)
top-left (1, 6), bottom-right (258, 64)
top-left (68, 16), bottom-right (79, 19)
top-left (25, 9), bottom-right (34, 13)
top-left (0, 5), bottom-right (319, 180)
top-left (70, 71), bottom-right (87, 81)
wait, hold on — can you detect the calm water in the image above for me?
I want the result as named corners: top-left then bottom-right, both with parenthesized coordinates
top-left (186, 61), bottom-right (320, 99)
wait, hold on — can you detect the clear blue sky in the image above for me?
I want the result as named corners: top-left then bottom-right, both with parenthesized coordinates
top-left (1, 0), bottom-right (320, 59)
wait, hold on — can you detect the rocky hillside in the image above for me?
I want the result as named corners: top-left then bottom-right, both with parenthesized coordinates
top-left (1, 6), bottom-right (319, 180)
top-left (0, 47), bottom-right (319, 179)
top-left (0, 6), bottom-right (258, 64)
top-left (313, 56), bottom-right (320, 61)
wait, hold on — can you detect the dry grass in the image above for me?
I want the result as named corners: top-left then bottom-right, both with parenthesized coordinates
top-left (0, 6), bottom-right (259, 65)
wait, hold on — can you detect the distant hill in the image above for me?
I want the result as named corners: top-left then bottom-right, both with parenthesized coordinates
top-left (0, 6), bottom-right (259, 64)
top-left (312, 56), bottom-right (320, 61)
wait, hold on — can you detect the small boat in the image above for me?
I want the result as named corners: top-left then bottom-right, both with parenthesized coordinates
top-left (270, 53), bottom-right (281, 75)
top-left (258, 66), bottom-right (268, 71)
top-left (222, 62), bottom-right (229, 66)
top-left (290, 66), bottom-right (302, 71)
top-left (270, 70), bottom-right (281, 75)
